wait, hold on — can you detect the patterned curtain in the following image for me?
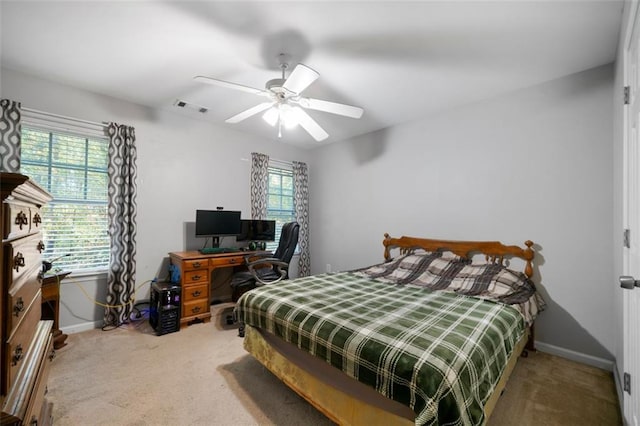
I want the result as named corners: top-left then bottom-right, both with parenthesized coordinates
top-left (0, 99), bottom-right (22, 172)
top-left (293, 161), bottom-right (310, 277)
top-left (104, 123), bottom-right (138, 326)
top-left (250, 152), bottom-right (269, 219)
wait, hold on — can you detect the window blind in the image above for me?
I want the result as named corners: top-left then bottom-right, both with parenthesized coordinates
top-left (20, 113), bottom-right (110, 273)
top-left (266, 166), bottom-right (296, 252)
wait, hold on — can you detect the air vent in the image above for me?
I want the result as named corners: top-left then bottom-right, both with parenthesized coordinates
top-left (173, 99), bottom-right (208, 114)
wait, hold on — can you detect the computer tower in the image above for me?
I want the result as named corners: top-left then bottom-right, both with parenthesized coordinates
top-left (149, 282), bottom-right (181, 335)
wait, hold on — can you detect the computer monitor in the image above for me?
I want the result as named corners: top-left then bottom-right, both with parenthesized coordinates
top-left (194, 210), bottom-right (242, 238)
top-left (236, 219), bottom-right (276, 242)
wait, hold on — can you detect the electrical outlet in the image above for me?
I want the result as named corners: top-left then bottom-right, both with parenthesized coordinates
top-left (326, 264), bottom-right (332, 273)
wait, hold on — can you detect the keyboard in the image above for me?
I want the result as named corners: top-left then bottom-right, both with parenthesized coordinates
top-left (199, 247), bottom-right (238, 254)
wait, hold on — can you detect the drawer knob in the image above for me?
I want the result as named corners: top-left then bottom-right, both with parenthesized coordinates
top-left (13, 297), bottom-right (24, 317)
top-left (229, 259), bottom-right (236, 264)
top-left (37, 240), bottom-right (46, 253)
top-left (193, 262), bottom-right (202, 268)
top-left (12, 344), bottom-right (23, 366)
top-left (33, 212), bottom-right (42, 227)
top-left (192, 306), bottom-right (201, 314)
top-left (192, 275), bottom-right (201, 281)
top-left (13, 252), bottom-right (25, 272)
top-left (48, 348), bottom-right (56, 361)
top-left (192, 290), bottom-right (201, 297)
top-left (15, 211), bottom-right (28, 229)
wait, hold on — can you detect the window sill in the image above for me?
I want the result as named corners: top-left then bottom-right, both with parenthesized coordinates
top-left (51, 268), bottom-right (108, 279)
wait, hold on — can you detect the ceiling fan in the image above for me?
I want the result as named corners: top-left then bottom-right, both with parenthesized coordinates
top-left (194, 57), bottom-right (363, 142)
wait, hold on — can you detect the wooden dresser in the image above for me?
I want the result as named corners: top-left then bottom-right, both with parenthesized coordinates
top-left (1, 173), bottom-right (55, 426)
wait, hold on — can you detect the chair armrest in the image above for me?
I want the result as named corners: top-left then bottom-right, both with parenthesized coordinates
top-left (243, 251), bottom-right (273, 264)
top-left (247, 259), bottom-right (290, 285)
top-left (246, 257), bottom-right (287, 269)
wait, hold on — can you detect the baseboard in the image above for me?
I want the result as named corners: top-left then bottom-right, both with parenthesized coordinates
top-left (61, 320), bottom-right (102, 335)
top-left (612, 362), bottom-right (626, 423)
top-left (535, 341), bottom-right (614, 371)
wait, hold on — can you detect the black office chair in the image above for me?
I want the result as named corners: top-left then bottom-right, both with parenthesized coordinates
top-left (230, 221), bottom-right (300, 302)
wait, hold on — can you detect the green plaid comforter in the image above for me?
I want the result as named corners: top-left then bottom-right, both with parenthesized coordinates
top-left (235, 272), bottom-right (526, 426)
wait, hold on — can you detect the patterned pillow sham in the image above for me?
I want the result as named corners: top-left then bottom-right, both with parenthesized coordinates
top-left (354, 250), bottom-right (545, 325)
top-left (354, 249), bottom-right (465, 283)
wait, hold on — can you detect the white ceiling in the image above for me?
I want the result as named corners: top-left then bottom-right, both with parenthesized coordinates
top-left (1, 1), bottom-right (624, 147)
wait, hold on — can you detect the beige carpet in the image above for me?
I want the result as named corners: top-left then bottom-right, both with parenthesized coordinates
top-left (47, 304), bottom-right (621, 425)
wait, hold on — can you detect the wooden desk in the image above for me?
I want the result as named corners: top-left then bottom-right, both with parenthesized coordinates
top-left (41, 271), bottom-right (71, 349)
top-left (169, 251), bottom-right (264, 328)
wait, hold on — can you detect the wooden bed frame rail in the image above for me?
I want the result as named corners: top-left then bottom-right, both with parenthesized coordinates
top-left (383, 233), bottom-right (535, 278)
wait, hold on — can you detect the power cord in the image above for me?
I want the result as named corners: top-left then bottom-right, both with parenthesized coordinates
top-left (51, 269), bottom-right (158, 331)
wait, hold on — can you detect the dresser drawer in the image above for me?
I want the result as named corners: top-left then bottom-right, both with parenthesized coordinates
top-left (24, 331), bottom-right (55, 426)
top-left (2, 320), bottom-right (53, 425)
top-left (8, 233), bottom-right (44, 289)
top-left (210, 255), bottom-right (244, 268)
top-left (182, 299), bottom-right (209, 317)
top-left (30, 207), bottom-right (44, 233)
top-left (7, 273), bottom-right (41, 338)
top-left (6, 293), bottom-right (42, 389)
top-left (183, 283), bottom-right (208, 302)
top-left (4, 202), bottom-right (31, 239)
top-left (184, 259), bottom-right (207, 270)
top-left (184, 269), bottom-right (208, 285)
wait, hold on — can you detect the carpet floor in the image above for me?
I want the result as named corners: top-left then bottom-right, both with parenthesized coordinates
top-left (47, 304), bottom-right (622, 425)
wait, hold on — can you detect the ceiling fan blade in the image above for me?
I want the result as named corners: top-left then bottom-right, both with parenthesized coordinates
top-left (226, 102), bottom-right (274, 124)
top-left (292, 107), bottom-right (329, 141)
top-left (194, 76), bottom-right (266, 96)
top-left (299, 97), bottom-right (364, 119)
top-left (282, 64), bottom-right (319, 94)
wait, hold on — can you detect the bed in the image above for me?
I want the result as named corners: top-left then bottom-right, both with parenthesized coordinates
top-left (234, 234), bottom-right (545, 425)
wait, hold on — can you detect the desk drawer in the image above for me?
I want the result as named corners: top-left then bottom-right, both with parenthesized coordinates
top-left (184, 269), bottom-right (208, 285)
top-left (209, 255), bottom-right (244, 268)
top-left (183, 299), bottom-right (209, 317)
top-left (184, 259), bottom-right (207, 270)
top-left (184, 283), bottom-right (208, 303)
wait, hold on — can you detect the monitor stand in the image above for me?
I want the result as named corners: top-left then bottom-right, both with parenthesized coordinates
top-left (211, 236), bottom-right (220, 248)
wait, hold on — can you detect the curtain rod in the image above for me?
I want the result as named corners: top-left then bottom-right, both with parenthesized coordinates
top-left (22, 106), bottom-right (106, 128)
top-left (241, 157), bottom-right (304, 167)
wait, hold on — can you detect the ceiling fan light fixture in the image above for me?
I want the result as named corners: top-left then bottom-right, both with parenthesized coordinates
top-left (262, 107), bottom-right (279, 127)
top-left (279, 104), bottom-right (299, 129)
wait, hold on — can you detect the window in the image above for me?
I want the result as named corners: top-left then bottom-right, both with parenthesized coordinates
top-left (20, 125), bottom-right (110, 272)
top-left (266, 166), bottom-right (296, 251)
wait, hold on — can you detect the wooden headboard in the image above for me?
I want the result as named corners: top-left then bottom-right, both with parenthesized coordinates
top-left (382, 233), bottom-right (535, 278)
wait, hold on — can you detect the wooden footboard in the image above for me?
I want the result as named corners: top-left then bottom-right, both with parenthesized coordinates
top-left (243, 325), bottom-right (529, 425)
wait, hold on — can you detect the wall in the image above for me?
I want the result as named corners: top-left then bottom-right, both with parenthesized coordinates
top-left (1, 68), bottom-right (310, 332)
top-left (309, 65), bottom-right (615, 366)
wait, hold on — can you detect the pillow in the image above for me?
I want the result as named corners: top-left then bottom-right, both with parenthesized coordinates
top-left (353, 252), bottom-right (545, 325)
top-left (406, 262), bottom-right (544, 325)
